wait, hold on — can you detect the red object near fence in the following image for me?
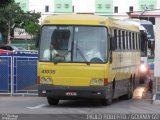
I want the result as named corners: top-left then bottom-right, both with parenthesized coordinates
top-left (0, 49), bottom-right (13, 54)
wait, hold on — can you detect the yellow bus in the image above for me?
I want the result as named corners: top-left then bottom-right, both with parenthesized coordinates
top-left (37, 14), bottom-right (141, 106)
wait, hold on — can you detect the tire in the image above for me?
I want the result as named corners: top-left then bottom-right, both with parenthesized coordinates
top-left (125, 80), bottom-right (133, 100)
top-left (132, 75), bottom-right (136, 89)
top-left (47, 97), bottom-right (59, 106)
top-left (101, 84), bottom-right (113, 106)
top-left (101, 97), bottom-right (112, 106)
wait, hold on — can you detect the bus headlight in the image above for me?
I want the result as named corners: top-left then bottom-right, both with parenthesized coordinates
top-left (40, 77), bottom-right (45, 83)
top-left (90, 79), bottom-right (104, 85)
top-left (140, 64), bottom-right (147, 73)
top-left (40, 77), bottom-right (52, 84)
top-left (98, 79), bottom-right (103, 85)
top-left (46, 78), bottom-right (52, 84)
top-left (90, 79), bottom-right (97, 85)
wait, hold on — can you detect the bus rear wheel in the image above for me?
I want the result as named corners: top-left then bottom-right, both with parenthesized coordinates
top-left (125, 80), bottom-right (133, 99)
top-left (47, 97), bottom-right (59, 106)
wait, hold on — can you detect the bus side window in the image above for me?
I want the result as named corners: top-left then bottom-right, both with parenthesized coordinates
top-left (135, 33), bottom-right (137, 50)
top-left (137, 33), bottom-right (139, 50)
top-left (122, 31), bottom-right (125, 50)
top-left (132, 33), bottom-right (135, 50)
top-left (129, 32), bottom-right (132, 50)
top-left (136, 34), bottom-right (139, 50)
top-left (118, 30), bottom-right (121, 50)
top-left (126, 31), bottom-right (128, 49)
top-left (113, 29), bottom-right (117, 50)
top-left (138, 34), bottom-right (141, 50)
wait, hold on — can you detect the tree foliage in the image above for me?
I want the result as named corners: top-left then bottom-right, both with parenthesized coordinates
top-left (0, 0), bottom-right (13, 7)
top-left (0, 0), bottom-right (40, 43)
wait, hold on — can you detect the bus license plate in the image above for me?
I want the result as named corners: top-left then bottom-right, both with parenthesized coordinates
top-left (65, 92), bottom-right (77, 96)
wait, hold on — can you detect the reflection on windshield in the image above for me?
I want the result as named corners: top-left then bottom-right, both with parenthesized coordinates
top-left (39, 26), bottom-right (108, 63)
top-left (76, 46), bottom-right (89, 64)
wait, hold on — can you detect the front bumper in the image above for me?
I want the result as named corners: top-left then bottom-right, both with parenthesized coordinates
top-left (38, 84), bottom-right (111, 100)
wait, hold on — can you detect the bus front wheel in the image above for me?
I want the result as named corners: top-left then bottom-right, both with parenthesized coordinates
top-left (47, 97), bottom-right (59, 106)
top-left (101, 97), bottom-right (112, 106)
top-left (101, 85), bottom-right (113, 106)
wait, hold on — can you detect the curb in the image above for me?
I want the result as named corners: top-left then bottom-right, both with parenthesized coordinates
top-left (0, 93), bottom-right (38, 97)
top-left (152, 94), bottom-right (160, 104)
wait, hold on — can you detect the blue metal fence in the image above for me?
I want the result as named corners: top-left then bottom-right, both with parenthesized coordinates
top-left (0, 55), bottom-right (12, 93)
top-left (0, 52), bottom-right (38, 95)
top-left (13, 54), bottom-right (38, 93)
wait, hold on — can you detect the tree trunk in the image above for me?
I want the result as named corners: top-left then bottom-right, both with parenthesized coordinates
top-left (7, 20), bottom-right (11, 44)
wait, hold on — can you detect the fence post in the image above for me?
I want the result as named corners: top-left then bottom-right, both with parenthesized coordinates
top-left (11, 56), bottom-right (14, 96)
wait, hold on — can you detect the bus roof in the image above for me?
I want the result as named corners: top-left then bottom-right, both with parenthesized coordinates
top-left (42, 14), bottom-right (139, 32)
top-left (122, 19), bottom-right (146, 31)
top-left (42, 14), bottom-right (109, 25)
top-left (122, 18), bottom-right (154, 40)
top-left (140, 20), bottom-right (153, 25)
top-left (110, 18), bottom-right (139, 32)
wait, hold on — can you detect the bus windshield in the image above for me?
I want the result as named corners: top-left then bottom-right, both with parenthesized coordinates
top-left (140, 30), bottom-right (148, 57)
top-left (39, 26), bottom-right (108, 63)
top-left (140, 23), bottom-right (155, 57)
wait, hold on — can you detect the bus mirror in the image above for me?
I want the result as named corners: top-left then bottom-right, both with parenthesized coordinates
top-left (35, 31), bottom-right (40, 48)
top-left (148, 40), bottom-right (151, 49)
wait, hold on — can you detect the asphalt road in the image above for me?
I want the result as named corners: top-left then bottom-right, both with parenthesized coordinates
top-left (0, 86), bottom-right (159, 120)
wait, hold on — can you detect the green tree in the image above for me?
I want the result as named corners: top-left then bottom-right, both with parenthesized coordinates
top-left (0, 0), bottom-right (40, 44)
top-left (22, 11), bottom-right (41, 35)
top-left (0, 0), bottom-right (13, 7)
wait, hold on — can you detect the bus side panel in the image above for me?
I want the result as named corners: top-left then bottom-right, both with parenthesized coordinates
top-left (109, 51), bottom-right (140, 98)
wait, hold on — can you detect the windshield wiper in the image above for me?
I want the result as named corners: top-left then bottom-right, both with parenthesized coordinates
top-left (53, 51), bottom-right (71, 64)
top-left (53, 55), bottom-right (65, 64)
top-left (76, 47), bottom-right (90, 65)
